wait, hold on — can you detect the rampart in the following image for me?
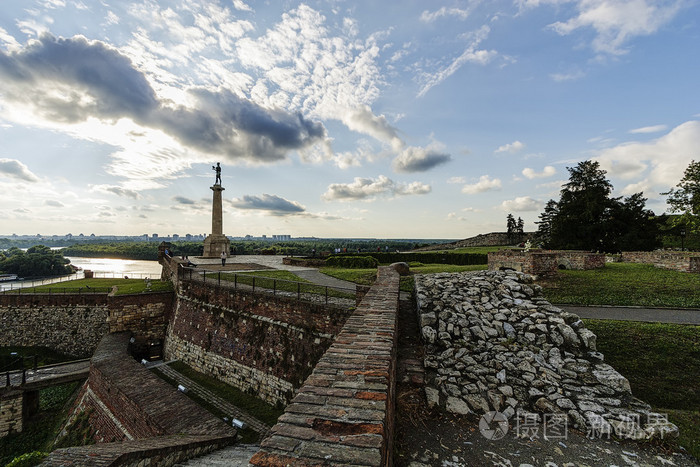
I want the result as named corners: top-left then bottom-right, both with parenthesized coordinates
top-left (0, 292), bottom-right (173, 357)
top-left (620, 251), bottom-right (700, 273)
top-left (41, 332), bottom-right (236, 465)
top-left (250, 266), bottom-right (400, 467)
top-left (488, 250), bottom-right (605, 276)
top-left (164, 280), bottom-right (356, 406)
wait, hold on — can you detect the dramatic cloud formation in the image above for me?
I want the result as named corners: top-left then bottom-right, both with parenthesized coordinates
top-left (495, 140), bottom-right (525, 154)
top-left (322, 175), bottom-right (431, 201)
top-left (595, 120), bottom-right (700, 194)
top-left (231, 194), bottom-right (306, 215)
top-left (0, 34), bottom-right (328, 165)
top-left (462, 175), bottom-right (502, 194)
top-left (522, 166), bottom-right (556, 179)
top-left (392, 145), bottom-right (452, 173)
top-left (0, 158), bottom-right (40, 182)
top-left (500, 196), bottom-right (541, 212)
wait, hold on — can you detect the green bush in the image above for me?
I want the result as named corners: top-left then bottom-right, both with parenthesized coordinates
top-left (325, 256), bottom-right (379, 269)
top-left (6, 451), bottom-right (48, 467)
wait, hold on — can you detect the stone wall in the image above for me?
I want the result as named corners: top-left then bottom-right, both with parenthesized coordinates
top-left (0, 390), bottom-right (23, 438)
top-left (488, 250), bottom-right (605, 276)
top-left (620, 251), bottom-right (700, 273)
top-left (164, 281), bottom-right (355, 406)
top-left (416, 232), bottom-right (536, 251)
top-left (250, 266), bottom-right (400, 467)
top-left (415, 271), bottom-right (677, 440)
top-left (62, 332), bottom-right (235, 445)
top-left (0, 293), bottom-right (173, 357)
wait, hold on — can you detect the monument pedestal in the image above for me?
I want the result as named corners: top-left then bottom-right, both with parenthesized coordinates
top-left (202, 185), bottom-right (230, 257)
top-left (203, 234), bottom-right (230, 258)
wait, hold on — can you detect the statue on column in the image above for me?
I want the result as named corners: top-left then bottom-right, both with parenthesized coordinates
top-left (212, 162), bottom-right (222, 185)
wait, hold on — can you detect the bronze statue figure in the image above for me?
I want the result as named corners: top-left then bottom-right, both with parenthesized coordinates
top-left (213, 162), bottom-right (222, 185)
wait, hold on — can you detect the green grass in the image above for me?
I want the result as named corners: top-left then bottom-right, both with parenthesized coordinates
top-left (321, 264), bottom-right (488, 293)
top-left (9, 278), bottom-right (173, 296)
top-left (585, 319), bottom-right (700, 459)
top-left (207, 270), bottom-right (356, 299)
top-left (539, 263), bottom-right (700, 308)
top-left (168, 361), bottom-right (284, 428)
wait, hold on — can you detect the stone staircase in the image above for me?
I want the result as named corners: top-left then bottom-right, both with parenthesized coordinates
top-left (153, 364), bottom-right (272, 438)
top-left (174, 444), bottom-right (260, 466)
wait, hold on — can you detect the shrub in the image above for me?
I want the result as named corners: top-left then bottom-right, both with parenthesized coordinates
top-left (6, 451), bottom-right (48, 467)
top-left (325, 256), bottom-right (379, 269)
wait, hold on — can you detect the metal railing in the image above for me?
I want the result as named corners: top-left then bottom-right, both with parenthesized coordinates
top-left (1, 286), bottom-right (113, 295)
top-left (1, 358), bottom-right (91, 389)
top-left (178, 266), bottom-right (357, 306)
top-left (0, 271), bottom-right (156, 292)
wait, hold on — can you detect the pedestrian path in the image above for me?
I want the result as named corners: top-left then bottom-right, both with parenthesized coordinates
top-left (153, 364), bottom-right (272, 439)
top-left (174, 444), bottom-right (260, 466)
top-left (557, 305), bottom-right (700, 325)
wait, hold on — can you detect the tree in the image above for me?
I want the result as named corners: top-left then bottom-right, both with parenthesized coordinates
top-left (550, 160), bottom-right (613, 250)
top-left (516, 217), bottom-right (524, 234)
top-left (662, 160), bottom-right (700, 234)
top-left (0, 245), bottom-right (73, 277)
top-left (535, 199), bottom-right (558, 247)
top-left (601, 193), bottom-right (660, 252)
top-left (506, 214), bottom-right (516, 242)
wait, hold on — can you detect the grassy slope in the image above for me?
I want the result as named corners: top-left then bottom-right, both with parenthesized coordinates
top-left (585, 319), bottom-right (700, 459)
top-left (13, 278), bottom-right (172, 295)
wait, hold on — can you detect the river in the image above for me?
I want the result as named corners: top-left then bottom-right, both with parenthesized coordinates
top-left (0, 257), bottom-right (162, 291)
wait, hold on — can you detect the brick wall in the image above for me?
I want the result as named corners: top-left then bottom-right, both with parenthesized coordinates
top-left (488, 250), bottom-right (605, 275)
top-left (0, 293), bottom-right (173, 357)
top-left (621, 251), bottom-right (700, 273)
top-left (250, 266), bottom-right (400, 467)
top-left (62, 332), bottom-right (235, 444)
top-left (164, 284), bottom-right (354, 406)
top-left (0, 390), bottom-right (23, 438)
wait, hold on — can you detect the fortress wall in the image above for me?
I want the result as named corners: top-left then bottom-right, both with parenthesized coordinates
top-left (621, 251), bottom-right (700, 273)
top-left (43, 332), bottom-right (236, 465)
top-left (0, 293), bottom-right (173, 357)
top-left (164, 283), bottom-right (355, 406)
top-left (250, 266), bottom-right (401, 467)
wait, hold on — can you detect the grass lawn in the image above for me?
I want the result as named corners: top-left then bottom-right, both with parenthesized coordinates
top-left (206, 270), bottom-right (355, 299)
top-left (584, 319), bottom-right (700, 459)
top-left (538, 263), bottom-right (700, 308)
top-left (11, 278), bottom-right (173, 295)
top-left (160, 361), bottom-right (285, 443)
top-left (321, 264), bottom-right (488, 293)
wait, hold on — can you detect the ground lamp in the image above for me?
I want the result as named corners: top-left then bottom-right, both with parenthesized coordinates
top-left (680, 229), bottom-right (686, 251)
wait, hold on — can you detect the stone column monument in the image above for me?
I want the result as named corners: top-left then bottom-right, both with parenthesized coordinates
top-left (203, 163), bottom-right (231, 257)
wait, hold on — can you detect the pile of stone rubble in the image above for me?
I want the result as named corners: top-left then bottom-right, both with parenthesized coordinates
top-left (415, 270), bottom-right (677, 440)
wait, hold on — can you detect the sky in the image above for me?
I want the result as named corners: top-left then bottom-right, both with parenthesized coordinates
top-left (0, 1), bottom-right (698, 239)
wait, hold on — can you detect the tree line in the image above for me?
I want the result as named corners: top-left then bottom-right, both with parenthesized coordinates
top-left (0, 245), bottom-right (74, 278)
top-left (508, 159), bottom-right (699, 252)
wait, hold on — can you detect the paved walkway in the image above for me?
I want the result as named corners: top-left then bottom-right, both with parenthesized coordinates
top-left (557, 305), bottom-right (700, 325)
top-left (1, 359), bottom-right (90, 390)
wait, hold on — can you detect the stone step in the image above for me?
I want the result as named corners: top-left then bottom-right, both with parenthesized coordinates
top-left (174, 444), bottom-right (259, 466)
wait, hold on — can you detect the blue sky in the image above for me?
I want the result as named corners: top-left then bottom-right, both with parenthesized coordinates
top-left (0, 0), bottom-right (698, 238)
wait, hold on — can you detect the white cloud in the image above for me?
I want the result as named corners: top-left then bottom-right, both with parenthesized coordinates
top-left (542, 0), bottom-right (685, 56)
top-left (392, 144), bottom-right (451, 173)
top-left (595, 120), bottom-right (700, 193)
top-left (522, 165), bottom-right (556, 179)
top-left (462, 175), bottom-right (502, 194)
top-left (629, 124), bottom-right (668, 134)
top-left (495, 140), bottom-right (525, 154)
top-left (500, 196), bottom-right (541, 211)
top-left (90, 184), bottom-right (141, 199)
top-left (322, 175), bottom-right (431, 201)
top-left (417, 25), bottom-right (496, 97)
top-left (0, 159), bottom-right (41, 182)
top-left (45, 199), bottom-right (65, 207)
top-left (447, 176), bottom-right (466, 184)
top-left (550, 70), bottom-right (585, 82)
top-left (420, 7), bottom-right (472, 22)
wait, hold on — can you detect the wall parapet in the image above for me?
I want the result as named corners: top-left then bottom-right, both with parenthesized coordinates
top-left (488, 250), bottom-right (605, 276)
top-left (250, 266), bottom-right (400, 467)
top-left (620, 251), bottom-right (700, 273)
